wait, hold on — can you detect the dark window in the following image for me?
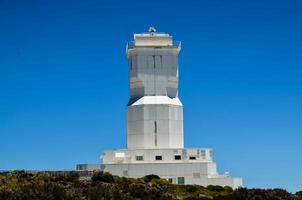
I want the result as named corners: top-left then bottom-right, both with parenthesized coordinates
top-left (168, 178), bottom-right (173, 183)
top-left (189, 156), bottom-right (196, 160)
top-left (155, 155), bottom-right (162, 160)
top-left (129, 58), bottom-right (132, 69)
top-left (178, 177), bottom-right (185, 184)
top-left (174, 155), bottom-right (181, 160)
top-left (136, 156), bottom-right (143, 161)
top-left (154, 121), bottom-right (157, 146)
top-left (153, 55), bottom-right (156, 68)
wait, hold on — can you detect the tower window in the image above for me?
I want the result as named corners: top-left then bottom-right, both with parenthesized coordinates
top-left (129, 58), bottom-right (132, 69)
top-left (154, 121), bottom-right (157, 147)
top-left (200, 150), bottom-right (206, 159)
top-left (174, 155), bottom-right (181, 160)
top-left (155, 155), bottom-right (162, 160)
top-left (153, 55), bottom-right (156, 68)
top-left (136, 156), bottom-right (144, 161)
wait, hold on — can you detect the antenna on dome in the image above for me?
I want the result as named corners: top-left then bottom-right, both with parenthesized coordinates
top-left (148, 26), bottom-right (156, 33)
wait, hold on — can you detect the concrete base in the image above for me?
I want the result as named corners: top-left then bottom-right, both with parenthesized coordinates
top-left (77, 148), bottom-right (243, 189)
top-left (102, 162), bottom-right (242, 189)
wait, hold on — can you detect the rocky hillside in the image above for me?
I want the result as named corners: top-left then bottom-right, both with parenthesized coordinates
top-left (0, 171), bottom-right (301, 200)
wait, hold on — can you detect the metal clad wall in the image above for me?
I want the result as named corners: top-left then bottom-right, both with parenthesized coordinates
top-left (127, 103), bottom-right (183, 149)
top-left (127, 33), bottom-right (183, 149)
top-left (128, 48), bottom-right (179, 98)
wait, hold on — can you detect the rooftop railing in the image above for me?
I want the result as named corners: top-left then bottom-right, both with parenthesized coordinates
top-left (126, 41), bottom-right (181, 49)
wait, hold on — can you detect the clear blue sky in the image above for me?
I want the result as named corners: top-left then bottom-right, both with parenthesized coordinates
top-left (0, 0), bottom-right (301, 192)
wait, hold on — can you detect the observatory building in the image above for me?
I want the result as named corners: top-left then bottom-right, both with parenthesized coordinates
top-left (77, 28), bottom-right (243, 188)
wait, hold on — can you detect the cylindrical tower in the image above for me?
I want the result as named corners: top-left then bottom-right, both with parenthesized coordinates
top-left (126, 28), bottom-right (183, 149)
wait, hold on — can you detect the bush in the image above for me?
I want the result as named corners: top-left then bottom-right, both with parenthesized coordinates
top-left (0, 171), bottom-right (299, 200)
top-left (231, 188), bottom-right (298, 200)
top-left (296, 191), bottom-right (302, 197)
top-left (184, 184), bottom-right (198, 193)
top-left (151, 178), bottom-right (170, 186)
top-left (54, 172), bottom-right (79, 184)
top-left (143, 174), bottom-right (161, 182)
top-left (223, 186), bottom-right (233, 191)
top-left (91, 171), bottom-right (115, 183)
top-left (206, 185), bottom-right (225, 192)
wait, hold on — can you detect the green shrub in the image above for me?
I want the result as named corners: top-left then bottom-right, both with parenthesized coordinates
top-left (223, 186), bottom-right (233, 191)
top-left (143, 174), bottom-right (161, 182)
top-left (206, 185), bottom-right (225, 192)
top-left (91, 171), bottom-right (115, 183)
top-left (151, 178), bottom-right (170, 186)
top-left (296, 191), bottom-right (302, 197)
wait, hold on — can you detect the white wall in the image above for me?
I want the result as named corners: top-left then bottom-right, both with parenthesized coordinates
top-left (126, 32), bottom-right (183, 149)
top-left (103, 162), bottom-right (243, 189)
top-left (127, 103), bottom-right (183, 149)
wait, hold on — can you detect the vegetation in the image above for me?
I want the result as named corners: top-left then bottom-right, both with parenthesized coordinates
top-left (0, 170), bottom-right (301, 200)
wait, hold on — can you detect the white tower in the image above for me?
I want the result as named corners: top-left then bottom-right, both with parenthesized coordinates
top-left (126, 29), bottom-right (183, 149)
top-left (77, 28), bottom-right (243, 189)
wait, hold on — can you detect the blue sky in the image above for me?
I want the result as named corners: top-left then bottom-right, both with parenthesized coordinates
top-left (0, 0), bottom-right (301, 192)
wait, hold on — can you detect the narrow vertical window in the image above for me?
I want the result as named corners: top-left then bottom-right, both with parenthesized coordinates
top-left (154, 121), bottom-right (157, 146)
top-left (160, 55), bottom-right (163, 68)
top-left (129, 57), bottom-right (132, 69)
top-left (153, 55), bottom-right (156, 68)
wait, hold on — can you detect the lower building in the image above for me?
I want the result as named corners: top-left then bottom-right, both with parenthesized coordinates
top-left (77, 148), bottom-right (242, 189)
